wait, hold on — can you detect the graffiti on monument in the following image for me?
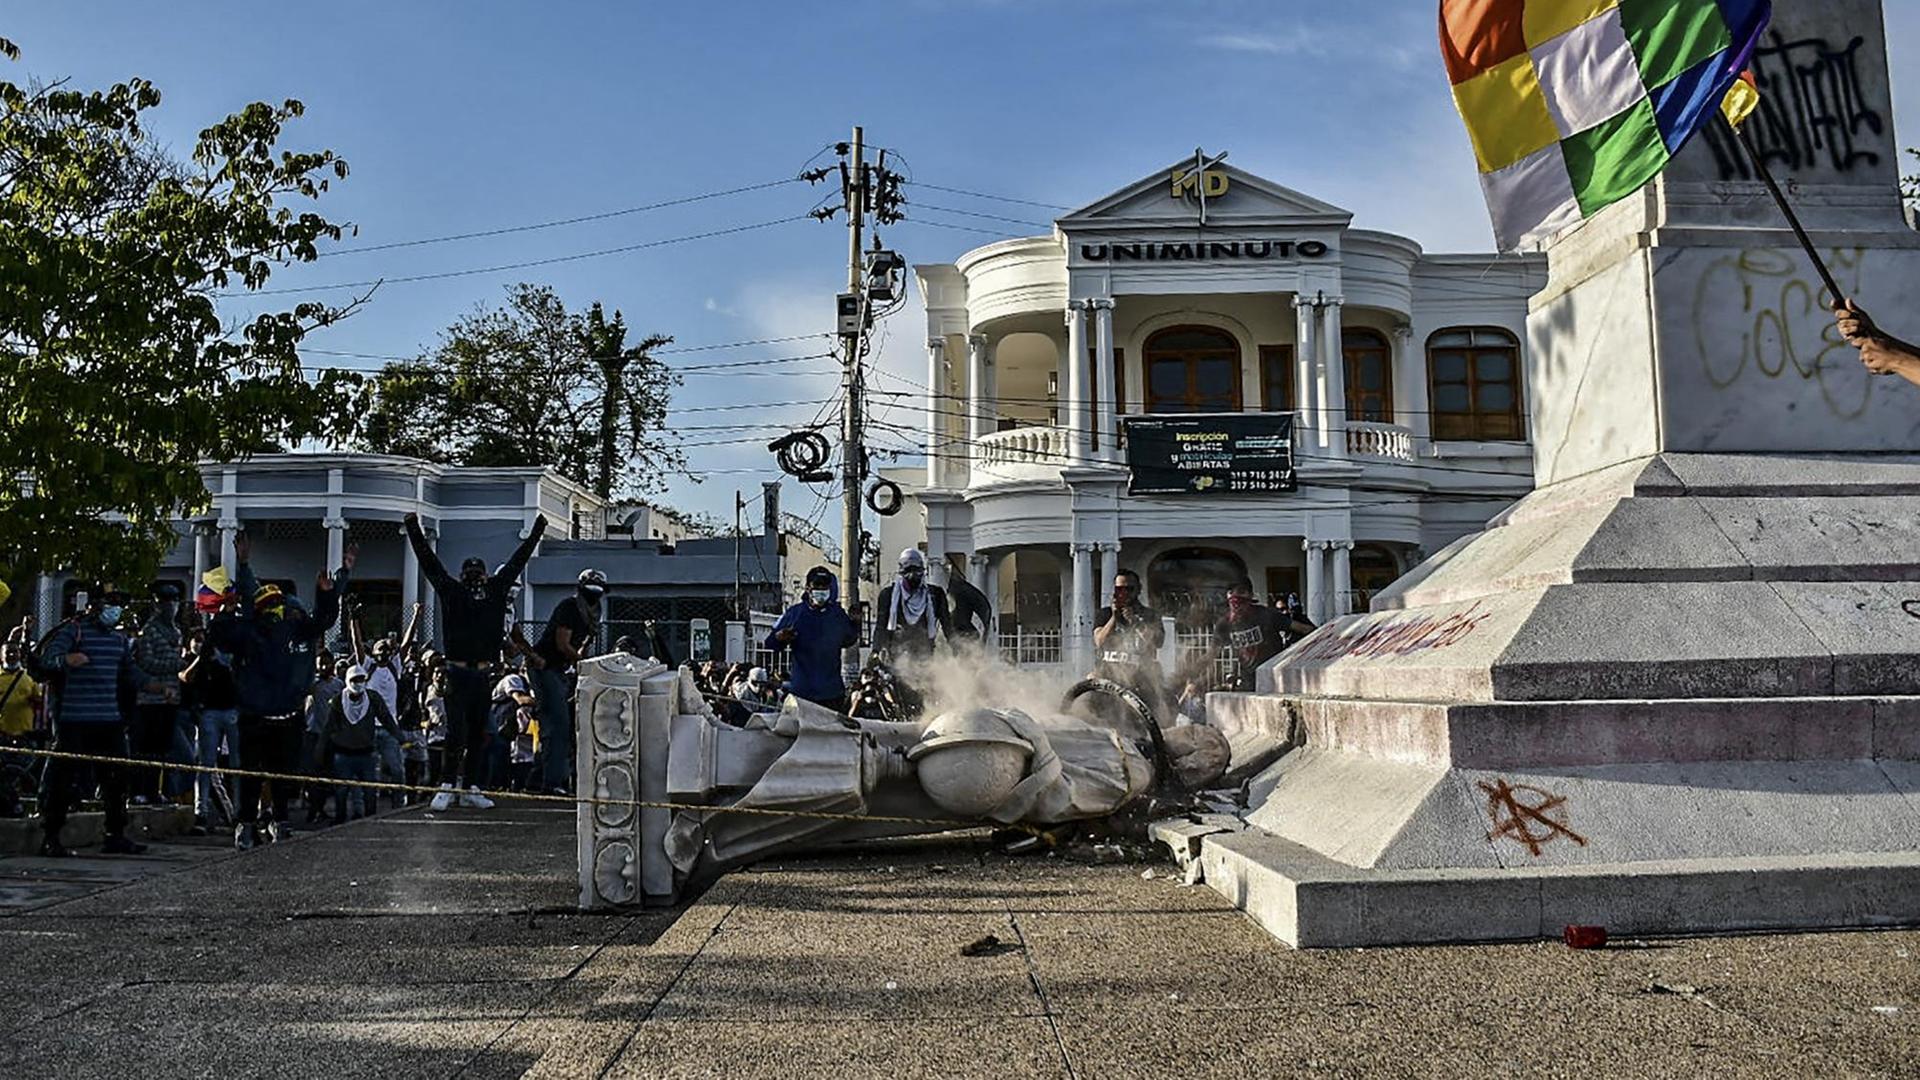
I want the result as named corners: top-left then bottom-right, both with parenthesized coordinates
top-left (1479, 779), bottom-right (1587, 858)
top-left (1699, 33), bottom-right (1886, 181)
top-left (1692, 247), bottom-right (1870, 418)
top-left (1291, 602), bottom-right (1491, 663)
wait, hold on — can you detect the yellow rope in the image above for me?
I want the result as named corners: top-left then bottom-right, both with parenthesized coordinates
top-left (9, 745), bottom-right (984, 830)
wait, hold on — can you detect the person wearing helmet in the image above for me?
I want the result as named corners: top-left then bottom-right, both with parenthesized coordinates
top-left (529, 567), bottom-right (605, 795)
top-left (403, 511), bottom-right (547, 811)
top-left (766, 566), bottom-right (860, 713)
top-left (36, 587), bottom-right (143, 857)
top-left (318, 664), bottom-right (405, 824)
top-left (726, 665), bottom-right (782, 726)
top-left (872, 548), bottom-right (951, 666)
top-left (208, 532), bottom-right (352, 849)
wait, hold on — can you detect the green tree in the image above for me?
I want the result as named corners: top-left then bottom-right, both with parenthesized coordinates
top-left (0, 37), bottom-right (365, 584)
top-left (361, 284), bottom-right (681, 497)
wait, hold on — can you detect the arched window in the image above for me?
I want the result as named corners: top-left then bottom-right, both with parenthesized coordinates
top-left (1428, 327), bottom-right (1524, 441)
top-left (1148, 546), bottom-right (1249, 627)
top-left (1349, 544), bottom-right (1401, 612)
top-left (1144, 326), bottom-right (1242, 414)
top-left (1344, 328), bottom-right (1394, 424)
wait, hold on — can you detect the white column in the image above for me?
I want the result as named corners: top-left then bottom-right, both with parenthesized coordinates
top-left (401, 524), bottom-right (420, 622)
top-left (985, 553), bottom-right (1003, 634)
top-left (191, 525), bottom-right (208, 589)
top-left (1331, 540), bottom-right (1355, 618)
top-left (1064, 301), bottom-right (1091, 466)
top-left (1097, 542), bottom-right (1119, 601)
top-left (925, 336), bottom-right (948, 487)
top-left (1069, 541), bottom-right (1095, 671)
top-left (1395, 324), bottom-right (1428, 449)
top-left (1320, 296), bottom-right (1348, 458)
top-left (324, 515), bottom-right (346, 572)
top-left (217, 516), bottom-right (238, 575)
top-left (1293, 295), bottom-right (1319, 448)
top-left (967, 334), bottom-right (993, 459)
top-left (1303, 540), bottom-right (1328, 625)
top-left (968, 552), bottom-right (991, 596)
top-left (1090, 298), bottom-right (1117, 460)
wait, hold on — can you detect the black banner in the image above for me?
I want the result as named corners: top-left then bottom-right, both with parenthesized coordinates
top-left (1123, 413), bottom-right (1297, 496)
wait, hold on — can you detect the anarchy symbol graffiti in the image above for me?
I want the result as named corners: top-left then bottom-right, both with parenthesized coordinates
top-left (1478, 779), bottom-right (1588, 857)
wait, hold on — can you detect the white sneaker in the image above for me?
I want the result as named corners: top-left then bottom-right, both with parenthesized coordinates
top-left (458, 787), bottom-right (494, 810)
top-left (429, 784), bottom-right (455, 812)
top-left (233, 823), bottom-right (255, 851)
top-left (265, 821), bottom-right (287, 845)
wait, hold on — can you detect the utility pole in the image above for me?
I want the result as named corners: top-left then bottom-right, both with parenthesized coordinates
top-left (839, 126), bottom-right (867, 605)
top-left (733, 489), bottom-right (743, 620)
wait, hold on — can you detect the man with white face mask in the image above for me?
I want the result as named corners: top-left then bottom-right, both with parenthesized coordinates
top-left (318, 665), bottom-right (403, 825)
top-left (37, 588), bottom-right (143, 857)
top-left (871, 548), bottom-right (951, 665)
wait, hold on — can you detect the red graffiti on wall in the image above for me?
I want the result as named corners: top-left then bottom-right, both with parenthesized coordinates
top-left (1292, 602), bottom-right (1493, 663)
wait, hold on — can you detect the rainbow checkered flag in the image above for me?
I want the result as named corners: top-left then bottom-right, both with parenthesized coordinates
top-left (1443, 0), bottom-right (1772, 251)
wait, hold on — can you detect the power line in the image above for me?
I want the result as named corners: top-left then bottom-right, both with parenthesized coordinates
top-left (904, 180), bottom-right (1071, 211)
top-left (228, 216), bottom-right (809, 297)
top-left (316, 178), bottom-right (804, 257)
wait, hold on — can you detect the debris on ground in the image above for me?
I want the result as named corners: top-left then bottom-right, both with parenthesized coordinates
top-left (959, 934), bottom-right (1001, 957)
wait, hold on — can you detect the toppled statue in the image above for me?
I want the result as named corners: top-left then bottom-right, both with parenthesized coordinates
top-left (575, 652), bottom-right (1229, 908)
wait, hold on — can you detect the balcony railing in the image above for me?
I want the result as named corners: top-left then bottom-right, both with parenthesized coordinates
top-left (976, 425), bottom-right (1071, 469)
top-left (1346, 421), bottom-right (1417, 463)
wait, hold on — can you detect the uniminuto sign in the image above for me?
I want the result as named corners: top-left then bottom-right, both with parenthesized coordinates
top-left (1080, 240), bottom-right (1330, 263)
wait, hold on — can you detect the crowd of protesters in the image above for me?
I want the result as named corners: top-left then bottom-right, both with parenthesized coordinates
top-left (5, 510), bottom-right (688, 858)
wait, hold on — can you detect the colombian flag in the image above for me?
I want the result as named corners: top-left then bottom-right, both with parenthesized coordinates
top-left (1442, 0), bottom-right (1772, 250)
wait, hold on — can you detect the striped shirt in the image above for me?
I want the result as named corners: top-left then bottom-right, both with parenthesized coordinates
top-left (40, 619), bottom-right (137, 726)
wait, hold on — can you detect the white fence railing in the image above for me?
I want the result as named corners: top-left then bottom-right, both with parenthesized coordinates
top-left (1346, 421), bottom-right (1417, 462)
top-left (977, 425), bottom-right (1070, 469)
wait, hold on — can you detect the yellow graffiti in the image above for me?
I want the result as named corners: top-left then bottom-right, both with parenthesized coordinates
top-left (1694, 247), bottom-right (1869, 419)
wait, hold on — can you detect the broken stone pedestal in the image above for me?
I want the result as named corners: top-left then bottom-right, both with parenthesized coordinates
top-left (1178, 0), bottom-right (1920, 948)
top-left (572, 656), bottom-right (1215, 909)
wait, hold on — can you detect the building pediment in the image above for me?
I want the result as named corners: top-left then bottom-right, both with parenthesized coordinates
top-left (1058, 155), bottom-right (1354, 232)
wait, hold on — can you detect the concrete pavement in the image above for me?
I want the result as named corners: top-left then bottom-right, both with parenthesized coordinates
top-left (0, 805), bottom-right (1914, 1078)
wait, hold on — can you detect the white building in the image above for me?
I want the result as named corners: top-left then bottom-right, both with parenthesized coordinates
top-left (895, 156), bottom-right (1547, 671)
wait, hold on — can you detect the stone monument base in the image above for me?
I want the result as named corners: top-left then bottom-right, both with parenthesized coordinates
top-left (1168, 453), bottom-right (1920, 947)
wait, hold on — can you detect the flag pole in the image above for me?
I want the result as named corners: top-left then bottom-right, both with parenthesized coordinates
top-left (1722, 114), bottom-right (1847, 306)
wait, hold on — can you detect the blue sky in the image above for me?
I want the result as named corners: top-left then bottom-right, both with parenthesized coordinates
top-left (9, 1), bottom-right (1919, 528)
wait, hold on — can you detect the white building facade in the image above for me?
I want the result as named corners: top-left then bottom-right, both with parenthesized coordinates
top-left (901, 157), bottom-right (1547, 672)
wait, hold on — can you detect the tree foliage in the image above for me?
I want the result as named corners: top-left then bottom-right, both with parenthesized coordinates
top-left (360, 284), bottom-right (681, 497)
top-left (0, 40), bottom-right (364, 584)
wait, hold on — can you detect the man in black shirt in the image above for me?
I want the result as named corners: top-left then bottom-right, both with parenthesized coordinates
top-left (1213, 576), bottom-right (1317, 692)
top-left (404, 511), bottom-right (546, 811)
top-left (945, 566), bottom-right (994, 646)
top-left (1091, 568), bottom-right (1170, 726)
top-left (530, 568), bottom-right (604, 794)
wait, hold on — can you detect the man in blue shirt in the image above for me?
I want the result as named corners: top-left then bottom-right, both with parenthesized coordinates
top-left (38, 588), bottom-right (143, 858)
top-left (766, 566), bottom-right (860, 714)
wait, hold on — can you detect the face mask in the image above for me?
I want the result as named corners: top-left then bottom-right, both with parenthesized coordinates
top-left (99, 605), bottom-right (124, 626)
top-left (901, 571), bottom-right (924, 589)
top-left (346, 681), bottom-right (367, 698)
top-left (808, 589), bottom-right (830, 607)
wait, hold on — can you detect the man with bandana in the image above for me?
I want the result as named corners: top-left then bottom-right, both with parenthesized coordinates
top-left (1211, 576), bottom-right (1317, 692)
top-left (211, 533), bottom-right (351, 848)
top-left (871, 549), bottom-right (952, 667)
top-left (404, 511), bottom-right (548, 811)
top-left (37, 588), bottom-right (143, 857)
top-left (318, 664), bottom-right (404, 825)
top-left (529, 568), bottom-right (605, 795)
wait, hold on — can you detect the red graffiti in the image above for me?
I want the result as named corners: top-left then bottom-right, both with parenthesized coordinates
top-left (1479, 779), bottom-right (1587, 857)
top-left (1293, 602), bottom-right (1492, 663)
